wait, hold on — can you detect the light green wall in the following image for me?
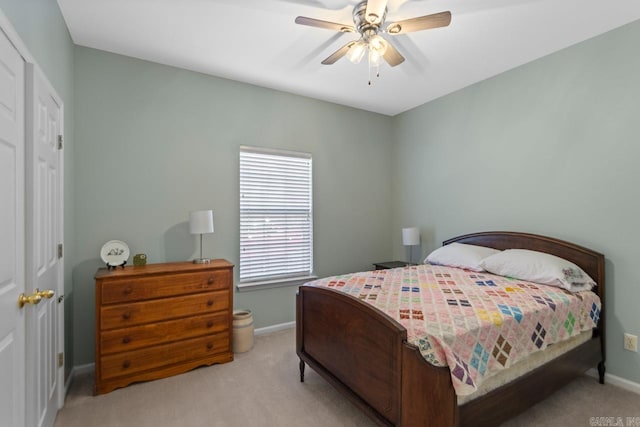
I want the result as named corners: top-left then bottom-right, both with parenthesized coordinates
top-left (73, 46), bottom-right (393, 364)
top-left (0, 0), bottom-right (75, 377)
top-left (391, 20), bottom-right (640, 383)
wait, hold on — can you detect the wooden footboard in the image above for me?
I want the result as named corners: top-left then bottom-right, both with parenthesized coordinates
top-left (297, 285), bottom-right (459, 426)
top-left (297, 285), bottom-right (405, 425)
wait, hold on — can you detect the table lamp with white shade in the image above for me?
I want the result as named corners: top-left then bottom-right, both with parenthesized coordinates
top-left (189, 210), bottom-right (214, 264)
top-left (402, 227), bottom-right (420, 264)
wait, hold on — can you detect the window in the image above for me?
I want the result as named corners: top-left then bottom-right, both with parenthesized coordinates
top-left (239, 146), bottom-right (313, 288)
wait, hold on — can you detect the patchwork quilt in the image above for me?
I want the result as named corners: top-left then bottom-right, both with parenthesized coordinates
top-left (305, 264), bottom-right (601, 396)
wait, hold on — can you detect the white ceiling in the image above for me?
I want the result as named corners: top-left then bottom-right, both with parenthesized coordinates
top-left (57, 0), bottom-right (640, 116)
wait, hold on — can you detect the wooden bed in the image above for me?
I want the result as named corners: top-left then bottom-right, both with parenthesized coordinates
top-left (296, 231), bottom-right (605, 427)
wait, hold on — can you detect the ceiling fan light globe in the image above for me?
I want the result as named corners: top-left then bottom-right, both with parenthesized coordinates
top-left (370, 35), bottom-right (388, 55)
top-left (347, 41), bottom-right (367, 63)
top-left (369, 48), bottom-right (383, 66)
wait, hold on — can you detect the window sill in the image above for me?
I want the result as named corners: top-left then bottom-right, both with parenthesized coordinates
top-left (236, 275), bottom-right (318, 292)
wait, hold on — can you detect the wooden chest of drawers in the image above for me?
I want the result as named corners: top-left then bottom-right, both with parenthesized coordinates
top-left (94, 260), bottom-right (234, 394)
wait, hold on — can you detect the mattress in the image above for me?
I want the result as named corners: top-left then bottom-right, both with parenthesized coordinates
top-left (305, 264), bottom-right (601, 396)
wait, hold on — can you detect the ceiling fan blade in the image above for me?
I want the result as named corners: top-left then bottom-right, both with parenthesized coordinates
top-left (295, 16), bottom-right (355, 33)
top-left (365, 0), bottom-right (388, 24)
top-left (386, 11), bottom-right (451, 35)
top-left (383, 42), bottom-right (405, 67)
top-left (321, 41), bottom-right (356, 65)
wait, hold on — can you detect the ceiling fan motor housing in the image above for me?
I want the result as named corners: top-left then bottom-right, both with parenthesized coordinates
top-left (353, 1), bottom-right (386, 40)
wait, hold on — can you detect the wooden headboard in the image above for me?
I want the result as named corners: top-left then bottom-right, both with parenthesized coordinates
top-left (443, 231), bottom-right (605, 293)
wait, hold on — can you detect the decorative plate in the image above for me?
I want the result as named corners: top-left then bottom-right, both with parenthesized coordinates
top-left (100, 240), bottom-right (130, 267)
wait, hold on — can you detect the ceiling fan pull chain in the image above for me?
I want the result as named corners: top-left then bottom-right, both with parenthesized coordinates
top-left (368, 47), bottom-right (372, 86)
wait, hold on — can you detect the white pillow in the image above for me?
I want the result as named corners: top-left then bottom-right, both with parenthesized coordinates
top-left (479, 249), bottom-right (596, 292)
top-left (425, 243), bottom-right (501, 272)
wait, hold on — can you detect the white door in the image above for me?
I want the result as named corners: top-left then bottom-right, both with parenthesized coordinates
top-left (26, 64), bottom-right (64, 427)
top-left (0, 28), bottom-right (26, 427)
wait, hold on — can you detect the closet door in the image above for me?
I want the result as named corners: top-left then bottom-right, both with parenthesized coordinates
top-left (26, 64), bottom-right (64, 427)
top-left (0, 27), bottom-right (26, 427)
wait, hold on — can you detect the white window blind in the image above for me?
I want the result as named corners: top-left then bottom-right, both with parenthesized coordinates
top-left (239, 146), bottom-right (313, 283)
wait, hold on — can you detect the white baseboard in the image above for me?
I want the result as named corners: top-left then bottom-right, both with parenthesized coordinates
top-left (68, 362), bottom-right (95, 387)
top-left (71, 362), bottom-right (96, 376)
top-left (64, 371), bottom-right (72, 393)
top-left (64, 363), bottom-right (95, 400)
top-left (586, 368), bottom-right (640, 395)
top-left (254, 321), bottom-right (296, 336)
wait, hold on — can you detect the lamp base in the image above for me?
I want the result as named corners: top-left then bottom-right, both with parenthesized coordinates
top-left (193, 258), bottom-right (211, 264)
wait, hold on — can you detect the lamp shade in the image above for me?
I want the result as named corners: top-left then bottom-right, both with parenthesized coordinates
top-left (402, 227), bottom-right (420, 246)
top-left (189, 210), bottom-right (214, 235)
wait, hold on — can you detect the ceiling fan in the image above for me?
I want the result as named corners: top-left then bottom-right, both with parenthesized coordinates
top-left (295, 0), bottom-right (451, 80)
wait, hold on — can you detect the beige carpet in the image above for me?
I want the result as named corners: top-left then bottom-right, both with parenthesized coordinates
top-left (56, 328), bottom-right (639, 427)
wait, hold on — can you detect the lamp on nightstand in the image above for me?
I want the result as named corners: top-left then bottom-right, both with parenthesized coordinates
top-left (402, 227), bottom-right (420, 264)
top-left (189, 210), bottom-right (214, 264)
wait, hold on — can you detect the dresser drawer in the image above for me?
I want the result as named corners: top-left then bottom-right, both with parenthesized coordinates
top-left (100, 290), bottom-right (229, 330)
top-left (100, 312), bottom-right (229, 355)
top-left (101, 269), bottom-right (231, 304)
top-left (100, 332), bottom-right (230, 380)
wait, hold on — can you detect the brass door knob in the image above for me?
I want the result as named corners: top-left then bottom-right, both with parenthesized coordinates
top-left (18, 292), bottom-right (42, 308)
top-left (35, 288), bottom-right (55, 299)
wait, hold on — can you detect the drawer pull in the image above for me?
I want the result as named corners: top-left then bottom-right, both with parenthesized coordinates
top-left (122, 311), bottom-right (131, 320)
top-left (207, 342), bottom-right (213, 350)
top-left (122, 336), bottom-right (131, 344)
top-left (207, 277), bottom-right (215, 285)
top-left (206, 320), bottom-right (214, 328)
top-left (123, 286), bottom-right (132, 294)
top-left (207, 300), bottom-right (213, 307)
top-left (122, 360), bottom-right (131, 369)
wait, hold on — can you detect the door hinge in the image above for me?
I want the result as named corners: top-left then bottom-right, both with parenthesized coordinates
top-left (57, 243), bottom-right (63, 259)
top-left (57, 135), bottom-right (63, 150)
top-left (58, 352), bottom-right (64, 368)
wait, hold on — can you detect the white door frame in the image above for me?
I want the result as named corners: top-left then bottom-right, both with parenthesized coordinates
top-left (0, 7), bottom-right (66, 423)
